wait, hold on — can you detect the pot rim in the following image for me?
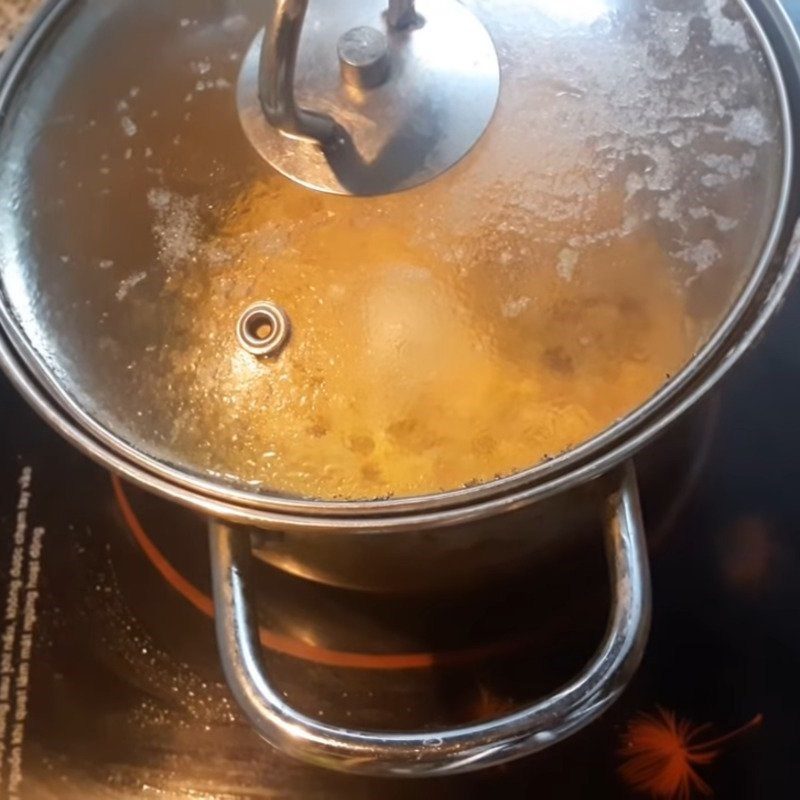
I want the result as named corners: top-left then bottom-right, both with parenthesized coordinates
top-left (1, 218), bottom-right (797, 534)
top-left (0, 0), bottom-right (799, 527)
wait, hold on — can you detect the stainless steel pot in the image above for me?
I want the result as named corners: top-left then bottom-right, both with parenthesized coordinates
top-left (0, 0), bottom-right (798, 779)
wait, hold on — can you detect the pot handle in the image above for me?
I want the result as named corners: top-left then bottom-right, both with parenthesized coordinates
top-left (208, 463), bottom-right (651, 777)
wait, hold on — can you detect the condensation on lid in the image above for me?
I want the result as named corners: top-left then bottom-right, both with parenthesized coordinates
top-left (0, 0), bottom-right (789, 501)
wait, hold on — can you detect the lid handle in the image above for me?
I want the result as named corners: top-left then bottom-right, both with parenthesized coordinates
top-left (260, 1), bottom-right (414, 147)
top-left (386, 0), bottom-right (417, 29)
top-left (239, 0), bottom-right (499, 195)
top-left (260, 0), bottom-right (342, 146)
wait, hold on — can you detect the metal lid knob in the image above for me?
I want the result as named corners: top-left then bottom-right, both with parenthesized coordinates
top-left (237, 0), bottom-right (500, 196)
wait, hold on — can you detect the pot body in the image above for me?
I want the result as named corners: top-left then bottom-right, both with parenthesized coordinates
top-left (0, 3), bottom-right (787, 602)
top-left (247, 403), bottom-right (711, 592)
top-left (0, 0), bottom-right (797, 774)
top-left (0, 0), bottom-right (797, 558)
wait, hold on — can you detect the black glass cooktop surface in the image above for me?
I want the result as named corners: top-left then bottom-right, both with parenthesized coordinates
top-left (1, 3), bottom-right (800, 798)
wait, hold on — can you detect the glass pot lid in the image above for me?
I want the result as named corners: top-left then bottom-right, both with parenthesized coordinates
top-left (0, 0), bottom-right (790, 502)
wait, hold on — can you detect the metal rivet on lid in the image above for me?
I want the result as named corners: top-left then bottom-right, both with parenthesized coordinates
top-left (236, 302), bottom-right (291, 358)
top-left (337, 26), bottom-right (391, 90)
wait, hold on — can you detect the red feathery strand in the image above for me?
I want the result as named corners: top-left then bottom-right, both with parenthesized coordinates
top-left (618, 708), bottom-right (763, 799)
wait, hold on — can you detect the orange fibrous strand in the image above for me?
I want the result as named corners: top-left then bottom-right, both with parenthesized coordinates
top-left (618, 707), bottom-right (763, 800)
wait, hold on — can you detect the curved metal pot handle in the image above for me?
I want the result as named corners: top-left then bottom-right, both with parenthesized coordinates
top-left (208, 463), bottom-right (651, 777)
top-left (259, 0), bottom-right (342, 145)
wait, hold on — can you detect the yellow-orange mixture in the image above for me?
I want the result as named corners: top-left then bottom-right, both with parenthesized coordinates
top-left (160, 175), bottom-right (693, 500)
